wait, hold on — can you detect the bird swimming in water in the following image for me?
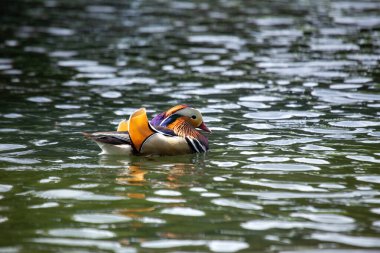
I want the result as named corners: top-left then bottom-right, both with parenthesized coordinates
top-left (83, 105), bottom-right (211, 156)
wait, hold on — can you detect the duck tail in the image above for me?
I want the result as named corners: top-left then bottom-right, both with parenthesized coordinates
top-left (82, 131), bottom-right (132, 145)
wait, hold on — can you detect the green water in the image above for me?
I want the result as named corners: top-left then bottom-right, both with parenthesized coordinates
top-left (1, 0), bottom-right (380, 252)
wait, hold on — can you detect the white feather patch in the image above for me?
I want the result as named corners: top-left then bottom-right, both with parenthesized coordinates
top-left (95, 142), bottom-right (133, 155)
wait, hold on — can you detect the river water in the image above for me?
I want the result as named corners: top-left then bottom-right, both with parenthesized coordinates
top-left (1, 0), bottom-right (380, 252)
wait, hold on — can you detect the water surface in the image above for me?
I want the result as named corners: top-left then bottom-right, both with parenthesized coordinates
top-left (0, 0), bottom-right (380, 252)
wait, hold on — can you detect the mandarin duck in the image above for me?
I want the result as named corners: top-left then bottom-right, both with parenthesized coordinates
top-left (83, 105), bottom-right (211, 155)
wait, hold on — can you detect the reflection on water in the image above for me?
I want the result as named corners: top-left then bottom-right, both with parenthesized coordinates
top-left (1, 0), bottom-right (380, 252)
top-left (116, 165), bottom-right (147, 186)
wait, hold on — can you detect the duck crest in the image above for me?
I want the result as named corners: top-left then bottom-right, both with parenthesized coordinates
top-left (150, 104), bottom-right (188, 126)
top-left (164, 104), bottom-right (188, 117)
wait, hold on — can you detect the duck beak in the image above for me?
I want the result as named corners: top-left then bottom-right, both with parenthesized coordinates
top-left (198, 122), bottom-right (212, 133)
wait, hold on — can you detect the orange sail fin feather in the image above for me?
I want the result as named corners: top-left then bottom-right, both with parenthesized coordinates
top-left (117, 119), bottom-right (129, 132)
top-left (128, 108), bottom-right (156, 152)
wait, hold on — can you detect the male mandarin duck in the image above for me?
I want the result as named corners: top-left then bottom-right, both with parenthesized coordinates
top-left (83, 105), bottom-right (211, 156)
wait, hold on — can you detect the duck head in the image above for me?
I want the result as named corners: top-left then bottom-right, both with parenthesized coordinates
top-left (164, 104), bottom-right (211, 133)
top-left (159, 105), bottom-right (211, 133)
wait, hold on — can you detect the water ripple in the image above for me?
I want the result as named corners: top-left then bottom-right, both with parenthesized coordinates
top-left (311, 233), bottom-right (380, 247)
top-left (242, 220), bottom-right (355, 232)
top-left (290, 213), bottom-right (354, 224)
top-left (73, 213), bottom-right (131, 223)
top-left (0, 144), bottom-right (26, 152)
top-left (0, 184), bottom-right (12, 192)
top-left (234, 191), bottom-right (379, 199)
top-left (244, 111), bottom-right (322, 120)
top-left (141, 239), bottom-right (249, 252)
top-left (32, 238), bottom-right (136, 253)
top-left (161, 207), bottom-right (205, 216)
top-left (212, 198), bottom-right (262, 210)
top-left (48, 228), bottom-right (115, 239)
top-left (241, 179), bottom-right (325, 192)
top-left (34, 189), bottom-right (125, 201)
top-left (263, 138), bottom-right (321, 146)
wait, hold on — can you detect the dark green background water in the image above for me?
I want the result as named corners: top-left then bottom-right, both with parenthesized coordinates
top-left (1, 0), bottom-right (380, 252)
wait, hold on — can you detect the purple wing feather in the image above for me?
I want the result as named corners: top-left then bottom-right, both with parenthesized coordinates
top-left (150, 112), bottom-right (166, 126)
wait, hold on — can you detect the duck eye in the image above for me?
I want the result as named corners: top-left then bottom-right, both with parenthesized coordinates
top-left (191, 115), bottom-right (197, 119)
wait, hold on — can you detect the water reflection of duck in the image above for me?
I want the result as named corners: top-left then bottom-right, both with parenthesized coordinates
top-left (115, 162), bottom-right (200, 219)
top-left (116, 165), bottom-right (147, 186)
top-left (83, 105), bottom-right (211, 156)
top-left (115, 160), bottom-right (203, 188)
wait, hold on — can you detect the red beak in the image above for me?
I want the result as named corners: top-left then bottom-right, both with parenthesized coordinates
top-left (198, 122), bottom-right (212, 133)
